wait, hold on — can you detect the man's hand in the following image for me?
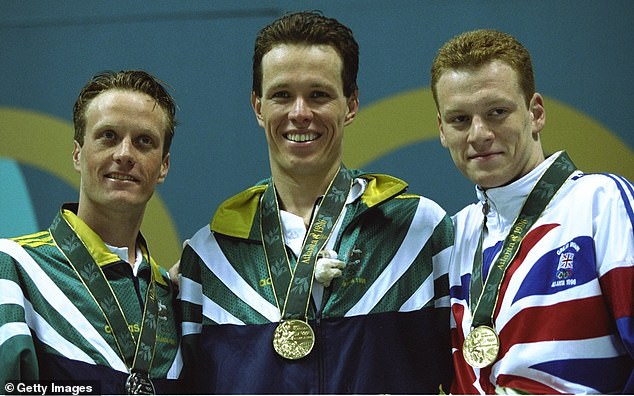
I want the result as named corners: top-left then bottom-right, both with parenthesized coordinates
top-left (168, 239), bottom-right (189, 290)
top-left (314, 249), bottom-right (346, 287)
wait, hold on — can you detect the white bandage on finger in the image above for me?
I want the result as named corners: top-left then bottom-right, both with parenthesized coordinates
top-left (314, 250), bottom-right (346, 287)
top-left (318, 249), bottom-right (338, 260)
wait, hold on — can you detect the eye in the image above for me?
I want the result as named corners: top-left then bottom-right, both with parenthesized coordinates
top-left (97, 130), bottom-right (118, 144)
top-left (449, 115), bottom-right (470, 124)
top-left (488, 108), bottom-right (509, 118)
top-left (310, 91), bottom-right (330, 99)
top-left (271, 91), bottom-right (290, 99)
top-left (137, 135), bottom-right (156, 147)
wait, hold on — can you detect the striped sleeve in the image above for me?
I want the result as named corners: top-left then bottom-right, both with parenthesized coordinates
top-left (596, 174), bottom-right (634, 392)
top-left (0, 244), bottom-right (39, 383)
top-left (177, 228), bottom-right (205, 385)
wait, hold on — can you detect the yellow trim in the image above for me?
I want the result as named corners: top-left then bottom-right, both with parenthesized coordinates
top-left (12, 230), bottom-right (50, 241)
top-left (360, 174), bottom-right (409, 208)
top-left (211, 175), bottom-right (410, 239)
top-left (11, 231), bottom-right (56, 248)
top-left (62, 209), bottom-right (121, 267)
top-left (397, 193), bottom-right (420, 199)
top-left (61, 209), bottom-right (168, 286)
top-left (211, 184), bottom-right (267, 239)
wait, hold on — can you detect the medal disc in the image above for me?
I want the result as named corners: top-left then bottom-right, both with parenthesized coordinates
top-left (463, 325), bottom-right (500, 368)
top-left (125, 371), bottom-right (156, 395)
top-left (273, 319), bottom-right (315, 360)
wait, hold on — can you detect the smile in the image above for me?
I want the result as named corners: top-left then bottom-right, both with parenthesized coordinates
top-left (106, 173), bottom-right (138, 182)
top-left (285, 133), bottom-right (319, 143)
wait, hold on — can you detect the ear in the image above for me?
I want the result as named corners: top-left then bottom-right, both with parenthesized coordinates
top-left (72, 140), bottom-right (82, 172)
top-left (530, 93), bottom-right (546, 135)
top-left (438, 113), bottom-right (448, 148)
top-left (343, 90), bottom-right (359, 126)
top-left (251, 91), bottom-right (264, 128)
top-left (157, 153), bottom-right (170, 184)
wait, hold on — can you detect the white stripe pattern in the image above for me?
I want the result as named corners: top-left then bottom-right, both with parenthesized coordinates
top-left (178, 276), bottom-right (202, 305)
top-left (494, 337), bottom-right (617, 394)
top-left (166, 346), bottom-right (183, 379)
top-left (189, 228), bottom-right (280, 323)
top-left (0, 239), bottom-right (127, 372)
top-left (181, 321), bottom-right (202, 336)
top-left (345, 197), bottom-right (442, 316)
top-left (497, 276), bottom-right (602, 331)
top-left (0, 322), bottom-right (31, 345)
top-left (1, 278), bottom-right (95, 364)
top-left (25, 300), bottom-right (96, 365)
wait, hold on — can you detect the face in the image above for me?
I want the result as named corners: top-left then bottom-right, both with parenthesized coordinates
top-left (436, 60), bottom-right (546, 189)
top-left (251, 44), bottom-right (358, 179)
top-left (73, 89), bottom-right (170, 215)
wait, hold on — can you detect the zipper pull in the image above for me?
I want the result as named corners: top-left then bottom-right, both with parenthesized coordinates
top-left (482, 191), bottom-right (490, 216)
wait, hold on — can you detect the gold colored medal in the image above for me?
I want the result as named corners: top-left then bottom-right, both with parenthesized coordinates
top-left (125, 371), bottom-right (155, 395)
top-left (463, 325), bottom-right (500, 368)
top-left (273, 319), bottom-right (315, 360)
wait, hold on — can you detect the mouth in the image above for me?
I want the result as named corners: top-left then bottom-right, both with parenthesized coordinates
top-left (105, 172), bottom-right (139, 183)
top-left (284, 132), bottom-right (319, 143)
top-left (469, 151), bottom-right (502, 161)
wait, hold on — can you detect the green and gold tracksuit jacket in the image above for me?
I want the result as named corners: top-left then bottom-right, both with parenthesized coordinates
top-left (0, 204), bottom-right (182, 394)
top-left (179, 170), bottom-right (454, 394)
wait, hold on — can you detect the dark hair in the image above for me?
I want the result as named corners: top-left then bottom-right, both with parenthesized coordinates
top-left (252, 10), bottom-right (359, 98)
top-left (431, 29), bottom-right (535, 108)
top-left (73, 70), bottom-right (176, 157)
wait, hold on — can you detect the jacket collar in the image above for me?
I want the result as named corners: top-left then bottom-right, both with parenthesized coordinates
top-left (210, 170), bottom-right (408, 240)
top-left (57, 203), bottom-right (167, 286)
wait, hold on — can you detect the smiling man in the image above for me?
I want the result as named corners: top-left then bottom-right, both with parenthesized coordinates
top-left (431, 29), bottom-right (634, 394)
top-left (0, 70), bottom-right (182, 394)
top-left (178, 11), bottom-right (454, 394)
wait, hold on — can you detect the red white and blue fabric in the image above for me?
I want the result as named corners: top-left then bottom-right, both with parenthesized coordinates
top-left (449, 151), bottom-right (634, 394)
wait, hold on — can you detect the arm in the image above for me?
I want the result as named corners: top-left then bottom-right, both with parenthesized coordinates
top-left (0, 245), bottom-right (40, 384)
top-left (594, 175), bottom-right (634, 393)
top-left (176, 242), bottom-right (203, 390)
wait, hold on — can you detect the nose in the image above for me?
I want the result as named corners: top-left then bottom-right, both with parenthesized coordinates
top-left (113, 137), bottom-right (135, 165)
top-left (467, 116), bottom-right (494, 146)
top-left (288, 97), bottom-right (312, 124)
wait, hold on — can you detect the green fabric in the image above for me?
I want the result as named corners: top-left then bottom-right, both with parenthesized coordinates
top-left (0, 206), bottom-right (180, 384)
top-left (181, 171), bottom-right (454, 324)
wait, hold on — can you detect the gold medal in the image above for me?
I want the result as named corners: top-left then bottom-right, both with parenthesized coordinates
top-left (463, 325), bottom-right (500, 368)
top-left (273, 319), bottom-right (315, 360)
top-left (125, 371), bottom-right (155, 395)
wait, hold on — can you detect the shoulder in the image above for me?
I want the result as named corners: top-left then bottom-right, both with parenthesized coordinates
top-left (0, 231), bottom-right (53, 260)
top-left (358, 173), bottom-right (408, 202)
top-left (211, 183), bottom-right (268, 239)
top-left (451, 202), bottom-right (482, 229)
top-left (0, 232), bottom-right (51, 279)
top-left (557, 171), bottom-right (634, 213)
top-left (568, 171), bottom-right (633, 196)
top-left (357, 171), bottom-right (450, 224)
top-left (357, 172), bottom-right (426, 207)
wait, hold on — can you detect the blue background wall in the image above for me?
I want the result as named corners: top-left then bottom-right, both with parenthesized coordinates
top-left (2, 1), bottom-right (633, 266)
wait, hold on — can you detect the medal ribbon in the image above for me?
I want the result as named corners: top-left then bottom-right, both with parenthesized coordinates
top-left (470, 152), bottom-right (577, 328)
top-left (260, 166), bottom-right (352, 320)
top-left (50, 213), bottom-right (158, 375)
top-left (468, 210), bottom-right (487, 312)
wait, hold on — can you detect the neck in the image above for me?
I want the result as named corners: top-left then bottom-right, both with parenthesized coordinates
top-left (77, 201), bottom-right (144, 263)
top-left (272, 165), bottom-right (340, 227)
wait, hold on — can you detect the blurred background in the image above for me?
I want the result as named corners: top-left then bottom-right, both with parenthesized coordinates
top-left (2, 0), bottom-right (633, 267)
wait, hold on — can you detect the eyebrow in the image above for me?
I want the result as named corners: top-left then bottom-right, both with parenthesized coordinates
top-left (92, 122), bottom-right (163, 136)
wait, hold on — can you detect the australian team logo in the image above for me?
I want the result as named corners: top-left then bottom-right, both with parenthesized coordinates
top-left (551, 241), bottom-right (579, 288)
